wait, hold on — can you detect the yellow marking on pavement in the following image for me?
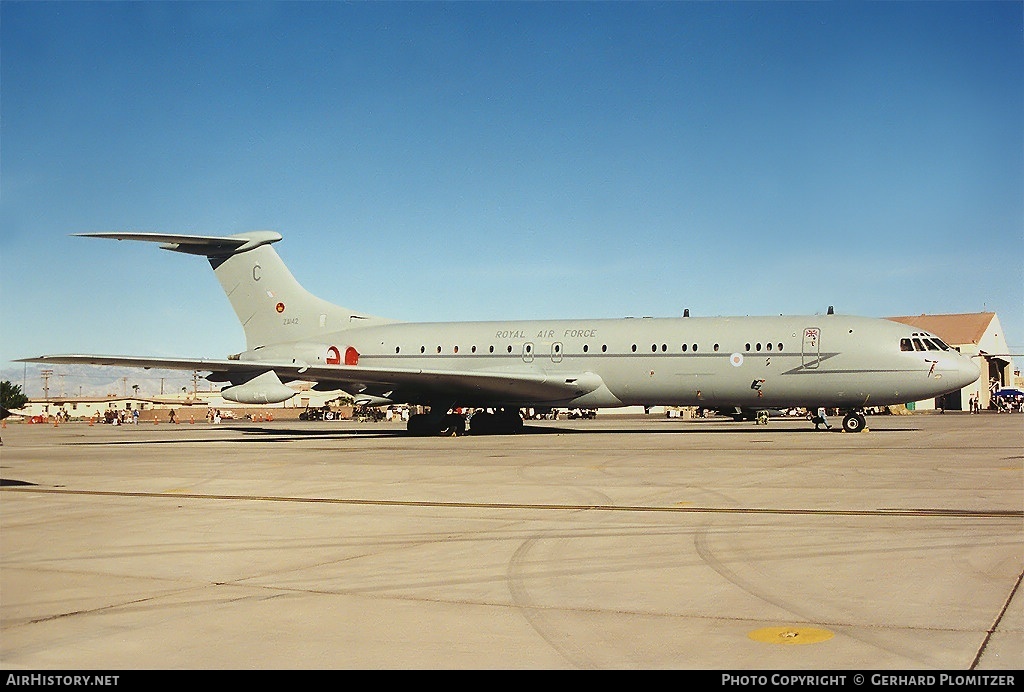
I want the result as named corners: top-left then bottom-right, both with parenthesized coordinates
top-left (748, 626), bottom-right (834, 645)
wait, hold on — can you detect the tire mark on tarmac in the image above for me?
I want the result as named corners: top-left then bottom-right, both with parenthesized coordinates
top-left (507, 535), bottom-right (596, 669)
top-left (691, 522), bottom-right (1004, 668)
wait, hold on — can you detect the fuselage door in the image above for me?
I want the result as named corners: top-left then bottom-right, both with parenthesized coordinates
top-left (802, 327), bottom-right (821, 369)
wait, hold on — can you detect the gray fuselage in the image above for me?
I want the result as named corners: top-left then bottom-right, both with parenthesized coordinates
top-left (305, 313), bottom-right (979, 410)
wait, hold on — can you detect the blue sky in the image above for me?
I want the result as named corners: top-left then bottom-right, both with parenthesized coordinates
top-left (2, 1), bottom-right (1021, 395)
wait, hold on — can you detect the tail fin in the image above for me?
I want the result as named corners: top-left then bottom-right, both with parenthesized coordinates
top-left (75, 231), bottom-right (395, 349)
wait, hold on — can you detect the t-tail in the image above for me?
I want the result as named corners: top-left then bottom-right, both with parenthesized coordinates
top-left (74, 231), bottom-right (396, 350)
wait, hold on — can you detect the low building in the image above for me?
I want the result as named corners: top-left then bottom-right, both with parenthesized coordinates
top-left (10, 395), bottom-right (213, 422)
top-left (11, 385), bottom-right (354, 423)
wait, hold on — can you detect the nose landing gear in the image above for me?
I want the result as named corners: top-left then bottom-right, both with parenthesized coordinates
top-left (841, 410), bottom-right (867, 433)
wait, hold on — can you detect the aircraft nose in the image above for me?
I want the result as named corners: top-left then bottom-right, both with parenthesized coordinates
top-left (954, 354), bottom-right (981, 389)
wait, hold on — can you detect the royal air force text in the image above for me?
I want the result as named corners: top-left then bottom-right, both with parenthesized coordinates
top-left (494, 328), bottom-right (598, 340)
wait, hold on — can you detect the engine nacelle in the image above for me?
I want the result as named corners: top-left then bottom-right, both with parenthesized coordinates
top-left (221, 370), bottom-right (296, 404)
top-left (236, 342), bottom-right (360, 367)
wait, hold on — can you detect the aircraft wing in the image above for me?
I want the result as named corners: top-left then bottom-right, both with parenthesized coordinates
top-left (16, 354), bottom-right (603, 406)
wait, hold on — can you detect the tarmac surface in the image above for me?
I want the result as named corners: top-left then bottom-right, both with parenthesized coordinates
top-left (1, 412), bottom-right (1021, 670)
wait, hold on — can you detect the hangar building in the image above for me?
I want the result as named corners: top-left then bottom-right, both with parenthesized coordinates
top-left (887, 312), bottom-right (1015, 412)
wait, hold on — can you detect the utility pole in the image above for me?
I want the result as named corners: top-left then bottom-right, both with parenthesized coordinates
top-left (122, 377), bottom-right (128, 397)
top-left (192, 370), bottom-right (199, 399)
top-left (58, 373), bottom-right (67, 397)
top-left (41, 369), bottom-right (53, 402)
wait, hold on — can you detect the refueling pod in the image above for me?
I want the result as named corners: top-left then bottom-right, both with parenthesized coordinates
top-left (221, 370), bottom-right (296, 404)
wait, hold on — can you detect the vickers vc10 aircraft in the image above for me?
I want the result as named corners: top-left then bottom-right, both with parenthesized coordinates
top-left (21, 231), bottom-right (980, 435)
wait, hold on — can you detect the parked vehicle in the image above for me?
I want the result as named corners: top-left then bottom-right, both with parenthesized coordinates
top-left (299, 405), bottom-right (336, 421)
top-left (567, 408), bottom-right (597, 419)
top-left (354, 405), bottom-right (385, 422)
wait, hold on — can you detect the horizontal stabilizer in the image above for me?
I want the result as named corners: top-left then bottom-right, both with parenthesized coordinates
top-left (73, 231), bottom-right (282, 256)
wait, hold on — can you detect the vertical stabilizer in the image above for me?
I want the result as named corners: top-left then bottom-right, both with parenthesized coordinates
top-left (75, 231), bottom-right (395, 349)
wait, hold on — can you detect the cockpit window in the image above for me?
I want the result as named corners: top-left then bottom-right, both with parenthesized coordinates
top-left (902, 334), bottom-right (952, 352)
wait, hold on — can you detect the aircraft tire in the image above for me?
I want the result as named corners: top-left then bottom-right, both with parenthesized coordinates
top-left (440, 413), bottom-right (466, 437)
top-left (496, 409), bottom-right (524, 434)
top-left (407, 413), bottom-right (439, 436)
top-left (468, 412), bottom-right (494, 435)
top-left (468, 410), bottom-right (521, 435)
top-left (842, 412), bottom-right (866, 433)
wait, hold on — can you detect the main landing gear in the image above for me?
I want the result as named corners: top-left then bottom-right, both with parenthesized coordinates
top-left (407, 408), bottom-right (524, 436)
top-left (407, 411), bottom-right (464, 436)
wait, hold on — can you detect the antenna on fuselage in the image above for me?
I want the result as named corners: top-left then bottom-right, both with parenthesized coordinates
top-left (827, 306), bottom-right (834, 315)
top-left (683, 309), bottom-right (690, 317)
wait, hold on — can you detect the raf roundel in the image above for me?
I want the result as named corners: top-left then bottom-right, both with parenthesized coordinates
top-left (730, 353), bottom-right (744, 367)
top-left (275, 302), bottom-right (285, 313)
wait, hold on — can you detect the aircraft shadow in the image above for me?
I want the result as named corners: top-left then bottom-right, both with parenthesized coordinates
top-left (53, 421), bottom-right (914, 445)
top-left (0, 478), bottom-right (37, 486)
